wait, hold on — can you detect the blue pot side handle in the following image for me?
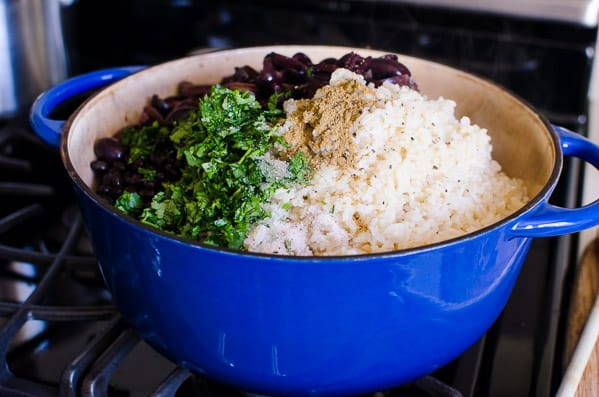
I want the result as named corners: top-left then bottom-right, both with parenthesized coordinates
top-left (29, 66), bottom-right (146, 149)
top-left (510, 125), bottom-right (599, 238)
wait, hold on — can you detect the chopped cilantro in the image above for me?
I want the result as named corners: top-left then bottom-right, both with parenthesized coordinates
top-left (120, 122), bottom-right (170, 163)
top-left (288, 151), bottom-right (311, 183)
top-left (115, 192), bottom-right (143, 215)
top-left (137, 167), bottom-right (156, 181)
top-left (267, 91), bottom-right (290, 111)
top-left (115, 85), bottom-right (311, 249)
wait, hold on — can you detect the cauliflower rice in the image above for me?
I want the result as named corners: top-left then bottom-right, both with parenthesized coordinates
top-left (243, 69), bottom-right (529, 255)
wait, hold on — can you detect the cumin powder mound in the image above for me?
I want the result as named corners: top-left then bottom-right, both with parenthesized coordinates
top-left (280, 77), bottom-right (375, 169)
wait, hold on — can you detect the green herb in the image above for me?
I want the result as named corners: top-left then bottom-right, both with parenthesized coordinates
top-left (115, 192), bottom-right (143, 215)
top-left (120, 122), bottom-right (170, 163)
top-left (288, 151), bottom-right (311, 183)
top-left (116, 85), bottom-right (311, 249)
top-left (306, 66), bottom-right (313, 79)
top-left (137, 167), bottom-right (156, 181)
top-left (282, 202), bottom-right (292, 211)
top-left (284, 239), bottom-right (292, 254)
top-left (267, 91), bottom-right (291, 111)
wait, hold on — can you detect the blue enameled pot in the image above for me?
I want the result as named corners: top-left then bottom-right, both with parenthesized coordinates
top-left (29, 46), bottom-right (599, 396)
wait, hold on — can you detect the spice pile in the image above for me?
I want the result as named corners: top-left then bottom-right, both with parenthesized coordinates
top-left (277, 78), bottom-right (375, 169)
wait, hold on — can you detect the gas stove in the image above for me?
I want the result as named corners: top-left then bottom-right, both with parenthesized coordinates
top-left (1, 1), bottom-right (597, 396)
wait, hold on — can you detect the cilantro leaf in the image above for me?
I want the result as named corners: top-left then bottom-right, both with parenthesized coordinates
top-left (288, 151), bottom-right (311, 183)
top-left (115, 192), bottom-right (143, 216)
top-left (120, 122), bottom-right (170, 163)
top-left (137, 167), bottom-right (156, 181)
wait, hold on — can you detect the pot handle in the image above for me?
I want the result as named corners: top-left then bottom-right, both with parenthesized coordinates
top-left (510, 125), bottom-right (599, 237)
top-left (29, 66), bottom-right (146, 149)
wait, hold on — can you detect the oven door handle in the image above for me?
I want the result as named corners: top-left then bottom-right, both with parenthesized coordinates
top-left (510, 125), bottom-right (599, 237)
top-left (29, 66), bottom-right (146, 149)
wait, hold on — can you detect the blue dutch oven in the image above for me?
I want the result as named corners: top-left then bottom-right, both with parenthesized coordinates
top-left (30, 46), bottom-right (599, 396)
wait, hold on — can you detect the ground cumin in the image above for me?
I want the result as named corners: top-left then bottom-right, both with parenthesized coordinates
top-left (280, 79), bottom-right (375, 169)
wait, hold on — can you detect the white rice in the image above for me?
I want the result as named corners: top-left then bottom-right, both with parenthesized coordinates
top-left (243, 69), bottom-right (529, 255)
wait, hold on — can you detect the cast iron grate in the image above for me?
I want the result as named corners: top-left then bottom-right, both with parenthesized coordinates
top-left (0, 123), bottom-right (464, 397)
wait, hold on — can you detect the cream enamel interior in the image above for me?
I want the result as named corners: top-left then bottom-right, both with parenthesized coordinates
top-left (64, 45), bottom-right (556, 203)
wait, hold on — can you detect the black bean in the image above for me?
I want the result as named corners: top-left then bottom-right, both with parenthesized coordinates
top-left (143, 105), bottom-right (167, 125)
top-left (319, 57), bottom-right (337, 65)
top-left (150, 151), bottom-right (167, 165)
top-left (230, 65), bottom-right (259, 82)
top-left (178, 98), bottom-right (199, 107)
top-left (374, 74), bottom-right (417, 89)
top-left (102, 173), bottom-right (113, 186)
top-left (224, 81), bottom-right (258, 93)
top-left (138, 110), bottom-right (151, 125)
top-left (124, 172), bottom-right (142, 185)
top-left (268, 52), bottom-right (306, 72)
top-left (283, 68), bottom-right (306, 84)
top-left (132, 159), bottom-right (145, 169)
top-left (166, 107), bottom-right (194, 123)
top-left (354, 56), bottom-right (372, 75)
top-left (178, 81), bottom-right (211, 97)
top-left (292, 52), bottom-right (313, 67)
top-left (98, 184), bottom-right (112, 196)
top-left (112, 160), bottom-right (126, 171)
top-left (139, 189), bottom-right (155, 198)
top-left (312, 62), bottom-right (338, 74)
top-left (151, 94), bottom-right (171, 116)
top-left (111, 174), bottom-right (123, 187)
top-left (94, 137), bottom-right (126, 162)
top-left (90, 160), bottom-right (109, 173)
top-left (164, 164), bottom-right (179, 178)
top-left (260, 56), bottom-right (286, 83)
top-left (368, 57), bottom-right (405, 80)
top-left (337, 52), bottom-right (365, 70)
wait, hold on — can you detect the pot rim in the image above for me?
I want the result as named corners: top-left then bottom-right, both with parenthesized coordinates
top-left (59, 45), bottom-right (563, 261)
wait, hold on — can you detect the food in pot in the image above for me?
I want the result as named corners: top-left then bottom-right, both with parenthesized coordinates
top-left (90, 52), bottom-right (529, 255)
